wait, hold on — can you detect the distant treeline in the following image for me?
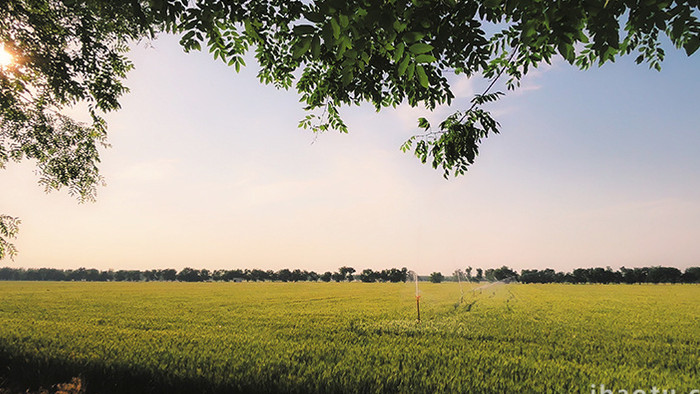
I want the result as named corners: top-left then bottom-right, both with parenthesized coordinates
top-left (517, 266), bottom-right (700, 284)
top-left (0, 266), bottom-right (409, 283)
top-left (0, 265), bottom-right (698, 284)
top-left (448, 266), bottom-right (700, 284)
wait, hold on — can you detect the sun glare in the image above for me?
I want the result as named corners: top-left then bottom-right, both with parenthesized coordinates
top-left (0, 44), bottom-right (14, 68)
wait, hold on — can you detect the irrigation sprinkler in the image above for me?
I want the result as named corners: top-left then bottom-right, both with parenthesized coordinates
top-left (456, 270), bottom-right (464, 304)
top-left (415, 272), bottom-right (421, 323)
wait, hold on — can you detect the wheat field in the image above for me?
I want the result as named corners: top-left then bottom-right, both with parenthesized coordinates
top-left (0, 281), bottom-right (698, 393)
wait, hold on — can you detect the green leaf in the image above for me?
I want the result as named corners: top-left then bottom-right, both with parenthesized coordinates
top-left (575, 29), bottom-right (589, 43)
top-left (415, 54), bottom-right (436, 63)
top-left (360, 51), bottom-right (370, 65)
top-left (417, 117), bottom-right (430, 129)
top-left (393, 42), bottom-right (405, 62)
top-left (243, 20), bottom-right (260, 41)
top-left (393, 20), bottom-right (407, 32)
top-left (311, 36), bottom-right (321, 58)
top-left (403, 32), bottom-right (425, 43)
top-left (181, 30), bottom-right (195, 42)
top-left (408, 43), bottom-right (434, 54)
top-left (670, 18), bottom-right (686, 42)
top-left (293, 25), bottom-right (316, 35)
top-left (292, 37), bottom-right (312, 58)
top-left (400, 138), bottom-right (414, 152)
top-left (341, 58), bottom-right (355, 68)
top-left (341, 69), bottom-right (353, 86)
top-left (684, 36), bottom-right (700, 56)
top-left (407, 63), bottom-right (416, 79)
top-left (557, 42), bottom-right (574, 63)
top-left (416, 65), bottom-right (429, 88)
top-left (330, 18), bottom-right (340, 40)
top-left (321, 24), bottom-right (334, 47)
top-left (397, 55), bottom-right (410, 76)
top-left (304, 12), bottom-right (325, 23)
top-left (521, 21), bottom-right (537, 45)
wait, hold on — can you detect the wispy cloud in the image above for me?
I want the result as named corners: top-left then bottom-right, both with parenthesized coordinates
top-left (451, 75), bottom-right (475, 97)
top-left (510, 57), bottom-right (561, 96)
top-left (116, 159), bottom-right (179, 182)
top-left (391, 102), bottom-right (456, 131)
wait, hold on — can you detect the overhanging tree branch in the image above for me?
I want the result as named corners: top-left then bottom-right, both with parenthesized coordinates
top-left (1, 0), bottom-right (698, 258)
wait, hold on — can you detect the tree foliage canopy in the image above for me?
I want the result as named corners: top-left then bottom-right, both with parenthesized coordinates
top-left (159, 0), bottom-right (700, 176)
top-left (1, 0), bottom-right (699, 257)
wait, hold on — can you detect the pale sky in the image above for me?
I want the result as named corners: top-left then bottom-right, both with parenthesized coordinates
top-left (2, 35), bottom-right (699, 274)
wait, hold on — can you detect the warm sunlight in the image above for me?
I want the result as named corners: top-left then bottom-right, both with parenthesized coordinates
top-left (0, 44), bottom-right (14, 68)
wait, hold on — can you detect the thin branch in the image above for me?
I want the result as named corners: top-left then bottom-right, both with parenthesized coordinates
top-left (411, 45), bottom-right (521, 140)
top-left (458, 44), bottom-right (520, 123)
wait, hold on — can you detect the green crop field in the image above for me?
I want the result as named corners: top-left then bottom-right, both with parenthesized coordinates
top-left (0, 281), bottom-right (698, 393)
